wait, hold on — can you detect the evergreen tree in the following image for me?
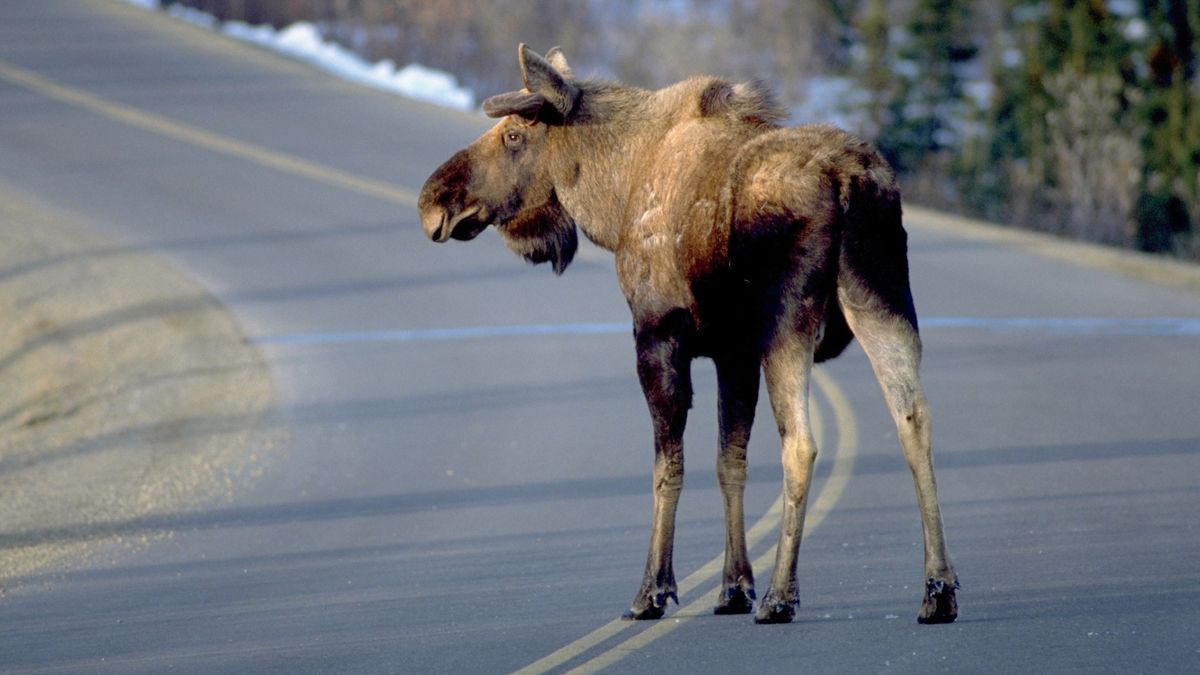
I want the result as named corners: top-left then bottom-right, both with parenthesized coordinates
top-left (1137, 0), bottom-right (1200, 255)
top-left (876, 0), bottom-right (978, 177)
top-left (975, 0), bottom-right (1145, 240)
top-left (851, 0), bottom-right (896, 143)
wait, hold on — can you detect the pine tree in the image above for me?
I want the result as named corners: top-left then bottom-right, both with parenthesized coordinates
top-left (851, 0), bottom-right (895, 142)
top-left (976, 0), bottom-right (1144, 240)
top-left (877, 0), bottom-right (978, 179)
top-left (1137, 0), bottom-right (1200, 255)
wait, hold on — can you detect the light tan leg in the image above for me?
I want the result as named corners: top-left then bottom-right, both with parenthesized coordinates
top-left (842, 302), bottom-right (959, 623)
top-left (755, 332), bottom-right (818, 624)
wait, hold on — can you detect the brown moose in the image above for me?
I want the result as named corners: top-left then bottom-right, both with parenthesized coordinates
top-left (418, 45), bottom-right (959, 624)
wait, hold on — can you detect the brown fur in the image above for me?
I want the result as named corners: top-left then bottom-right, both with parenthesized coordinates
top-left (418, 45), bottom-right (959, 624)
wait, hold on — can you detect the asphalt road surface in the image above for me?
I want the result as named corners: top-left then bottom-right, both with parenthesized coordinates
top-left (2, 2), bottom-right (1199, 673)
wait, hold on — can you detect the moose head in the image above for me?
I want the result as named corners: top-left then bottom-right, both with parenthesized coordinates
top-left (418, 45), bottom-right (580, 275)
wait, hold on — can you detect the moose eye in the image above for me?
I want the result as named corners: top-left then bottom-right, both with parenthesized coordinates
top-left (504, 131), bottom-right (524, 149)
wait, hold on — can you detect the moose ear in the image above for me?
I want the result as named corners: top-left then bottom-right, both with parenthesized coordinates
top-left (518, 44), bottom-right (578, 118)
top-left (482, 90), bottom-right (547, 119)
top-left (544, 46), bottom-right (573, 78)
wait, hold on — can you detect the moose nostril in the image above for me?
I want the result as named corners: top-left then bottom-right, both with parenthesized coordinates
top-left (421, 207), bottom-right (449, 242)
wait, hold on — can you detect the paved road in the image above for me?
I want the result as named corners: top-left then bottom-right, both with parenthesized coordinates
top-left (2, 2), bottom-right (1199, 673)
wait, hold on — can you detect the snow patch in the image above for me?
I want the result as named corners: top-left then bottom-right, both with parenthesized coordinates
top-left (117, 0), bottom-right (474, 111)
top-left (225, 21), bottom-right (473, 109)
top-left (165, 3), bottom-right (218, 30)
top-left (1121, 18), bottom-right (1149, 42)
top-left (963, 80), bottom-right (995, 109)
top-left (1002, 48), bottom-right (1023, 69)
top-left (1107, 0), bottom-right (1139, 18)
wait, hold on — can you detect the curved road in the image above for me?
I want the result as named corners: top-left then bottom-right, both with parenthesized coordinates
top-left (3, 2), bottom-right (1199, 673)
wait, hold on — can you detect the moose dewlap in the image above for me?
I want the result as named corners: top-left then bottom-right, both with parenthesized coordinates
top-left (418, 44), bottom-right (959, 624)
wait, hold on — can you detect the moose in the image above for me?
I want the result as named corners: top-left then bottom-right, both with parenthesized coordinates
top-left (419, 45), bottom-right (958, 624)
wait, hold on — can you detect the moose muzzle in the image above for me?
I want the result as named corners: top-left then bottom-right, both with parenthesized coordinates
top-left (420, 204), bottom-right (486, 243)
top-left (418, 147), bottom-right (491, 242)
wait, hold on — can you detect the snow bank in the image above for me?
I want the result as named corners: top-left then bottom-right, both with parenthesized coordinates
top-left (223, 21), bottom-right (474, 110)
top-left (121, 1), bottom-right (475, 111)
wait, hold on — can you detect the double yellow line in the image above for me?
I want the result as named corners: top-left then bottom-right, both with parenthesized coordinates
top-left (518, 370), bottom-right (858, 674)
top-left (0, 55), bottom-right (860, 673)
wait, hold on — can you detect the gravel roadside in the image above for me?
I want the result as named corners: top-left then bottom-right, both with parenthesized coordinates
top-left (0, 187), bottom-right (276, 590)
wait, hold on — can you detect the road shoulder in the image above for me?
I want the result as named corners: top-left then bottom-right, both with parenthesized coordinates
top-left (906, 205), bottom-right (1200, 294)
top-left (0, 186), bottom-right (276, 590)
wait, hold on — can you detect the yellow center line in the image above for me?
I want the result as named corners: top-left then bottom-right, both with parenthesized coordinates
top-left (0, 58), bottom-right (419, 208)
top-left (515, 370), bottom-right (858, 674)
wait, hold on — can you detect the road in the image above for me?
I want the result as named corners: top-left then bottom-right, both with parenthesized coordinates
top-left (2, 2), bottom-right (1199, 673)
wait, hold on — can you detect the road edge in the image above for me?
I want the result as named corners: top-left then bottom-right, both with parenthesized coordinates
top-left (905, 205), bottom-right (1200, 295)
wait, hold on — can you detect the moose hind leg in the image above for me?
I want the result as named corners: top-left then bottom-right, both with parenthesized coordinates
top-left (841, 299), bottom-right (959, 624)
top-left (624, 312), bottom-right (692, 620)
top-left (712, 354), bottom-right (760, 615)
top-left (755, 332), bottom-right (818, 624)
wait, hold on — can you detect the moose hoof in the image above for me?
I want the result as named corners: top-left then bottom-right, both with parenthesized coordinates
top-left (622, 588), bottom-right (677, 621)
top-left (622, 605), bottom-right (665, 621)
top-left (753, 590), bottom-right (796, 624)
top-left (917, 577), bottom-right (960, 625)
top-left (713, 585), bottom-right (755, 615)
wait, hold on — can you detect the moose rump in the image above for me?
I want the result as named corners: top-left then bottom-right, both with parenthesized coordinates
top-left (418, 44), bottom-right (959, 625)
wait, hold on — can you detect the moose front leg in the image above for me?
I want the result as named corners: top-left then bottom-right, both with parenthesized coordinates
top-left (624, 313), bottom-right (693, 620)
top-left (712, 354), bottom-right (760, 615)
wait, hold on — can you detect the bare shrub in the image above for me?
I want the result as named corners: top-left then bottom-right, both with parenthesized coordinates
top-left (1040, 71), bottom-right (1144, 246)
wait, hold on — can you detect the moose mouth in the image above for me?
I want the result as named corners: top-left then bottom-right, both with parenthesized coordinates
top-left (424, 204), bottom-right (490, 243)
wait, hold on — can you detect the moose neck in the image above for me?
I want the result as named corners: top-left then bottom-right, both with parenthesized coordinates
top-left (549, 83), bottom-right (667, 252)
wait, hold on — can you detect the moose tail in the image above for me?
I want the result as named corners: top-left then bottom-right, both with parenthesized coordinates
top-left (823, 172), bottom-right (918, 361)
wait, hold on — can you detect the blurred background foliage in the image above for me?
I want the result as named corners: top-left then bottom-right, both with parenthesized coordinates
top-left (169, 0), bottom-right (1200, 260)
